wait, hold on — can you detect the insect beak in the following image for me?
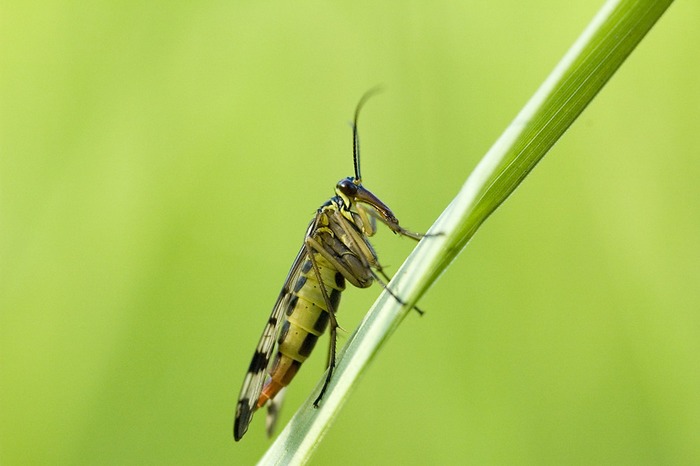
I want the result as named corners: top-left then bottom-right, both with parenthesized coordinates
top-left (353, 185), bottom-right (401, 231)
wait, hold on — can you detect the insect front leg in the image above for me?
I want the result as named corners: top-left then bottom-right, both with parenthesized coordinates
top-left (356, 204), bottom-right (377, 237)
top-left (359, 205), bottom-right (425, 240)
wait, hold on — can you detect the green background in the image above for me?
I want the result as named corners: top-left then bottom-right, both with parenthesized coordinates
top-left (2, 1), bottom-right (699, 464)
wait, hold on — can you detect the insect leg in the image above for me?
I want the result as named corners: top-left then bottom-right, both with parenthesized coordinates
top-left (356, 204), bottom-right (377, 237)
top-left (306, 235), bottom-right (372, 288)
top-left (360, 206), bottom-right (424, 240)
top-left (332, 212), bottom-right (425, 315)
top-left (360, 205), bottom-right (444, 241)
top-left (302, 238), bottom-right (342, 407)
top-left (371, 268), bottom-right (425, 316)
top-left (265, 387), bottom-right (287, 437)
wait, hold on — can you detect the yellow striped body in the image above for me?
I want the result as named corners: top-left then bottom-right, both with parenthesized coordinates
top-left (256, 245), bottom-right (345, 408)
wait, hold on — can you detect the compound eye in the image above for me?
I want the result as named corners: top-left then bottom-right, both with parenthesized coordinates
top-left (336, 177), bottom-right (358, 197)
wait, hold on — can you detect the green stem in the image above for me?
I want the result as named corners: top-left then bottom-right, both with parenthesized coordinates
top-left (257, 0), bottom-right (674, 464)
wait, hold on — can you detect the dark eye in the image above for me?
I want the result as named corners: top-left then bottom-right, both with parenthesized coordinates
top-left (336, 177), bottom-right (358, 196)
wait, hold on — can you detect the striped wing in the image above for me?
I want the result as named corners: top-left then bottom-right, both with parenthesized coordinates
top-left (233, 222), bottom-right (315, 441)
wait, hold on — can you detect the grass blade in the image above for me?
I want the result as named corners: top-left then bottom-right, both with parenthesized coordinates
top-left (258, 0), bottom-right (674, 463)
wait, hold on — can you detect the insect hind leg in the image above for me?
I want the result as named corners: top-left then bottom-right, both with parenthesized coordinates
top-left (371, 268), bottom-right (425, 316)
top-left (313, 310), bottom-right (339, 407)
top-left (302, 241), bottom-right (342, 408)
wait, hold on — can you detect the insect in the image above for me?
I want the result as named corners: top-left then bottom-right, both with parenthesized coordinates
top-left (233, 91), bottom-right (426, 441)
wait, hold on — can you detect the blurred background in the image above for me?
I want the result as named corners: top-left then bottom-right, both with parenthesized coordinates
top-left (2, 1), bottom-right (698, 464)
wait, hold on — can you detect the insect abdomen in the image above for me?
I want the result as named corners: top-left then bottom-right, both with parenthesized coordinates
top-left (256, 251), bottom-right (345, 408)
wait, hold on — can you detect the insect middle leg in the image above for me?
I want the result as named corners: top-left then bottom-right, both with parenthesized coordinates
top-left (330, 211), bottom-right (425, 315)
top-left (369, 268), bottom-right (425, 316)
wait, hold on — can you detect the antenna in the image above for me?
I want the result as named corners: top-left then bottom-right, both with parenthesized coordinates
top-left (352, 87), bottom-right (383, 183)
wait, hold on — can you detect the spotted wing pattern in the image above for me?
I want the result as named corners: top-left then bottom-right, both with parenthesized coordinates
top-left (233, 232), bottom-right (311, 441)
